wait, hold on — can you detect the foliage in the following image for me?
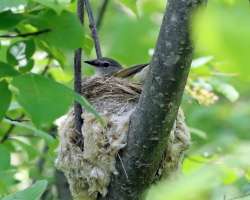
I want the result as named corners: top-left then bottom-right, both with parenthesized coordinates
top-left (2, 180), bottom-right (48, 200)
top-left (0, 0), bottom-right (249, 200)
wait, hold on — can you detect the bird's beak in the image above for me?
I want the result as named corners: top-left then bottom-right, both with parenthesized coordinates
top-left (84, 59), bottom-right (100, 67)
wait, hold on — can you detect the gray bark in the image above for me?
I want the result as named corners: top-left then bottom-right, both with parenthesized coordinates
top-left (55, 170), bottom-right (73, 200)
top-left (100, 0), bottom-right (206, 199)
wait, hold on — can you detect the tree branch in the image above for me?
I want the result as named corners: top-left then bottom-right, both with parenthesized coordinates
top-left (100, 0), bottom-right (206, 199)
top-left (73, 0), bottom-right (84, 150)
top-left (84, 0), bottom-right (103, 59)
top-left (0, 29), bottom-right (51, 38)
top-left (97, 0), bottom-right (110, 29)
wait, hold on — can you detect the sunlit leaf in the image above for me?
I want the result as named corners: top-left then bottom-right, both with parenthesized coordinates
top-left (2, 180), bottom-right (48, 200)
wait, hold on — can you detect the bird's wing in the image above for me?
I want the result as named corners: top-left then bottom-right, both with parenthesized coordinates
top-left (113, 63), bottom-right (149, 78)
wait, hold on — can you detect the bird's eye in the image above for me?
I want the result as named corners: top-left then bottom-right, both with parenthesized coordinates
top-left (103, 61), bottom-right (110, 67)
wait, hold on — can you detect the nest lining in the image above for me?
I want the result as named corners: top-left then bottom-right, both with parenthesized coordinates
top-left (55, 76), bottom-right (190, 200)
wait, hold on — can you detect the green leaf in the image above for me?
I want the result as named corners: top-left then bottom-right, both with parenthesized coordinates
top-left (3, 119), bottom-right (55, 145)
top-left (191, 56), bottom-right (214, 68)
top-left (212, 80), bottom-right (239, 102)
top-left (11, 74), bottom-right (102, 127)
top-left (0, 170), bottom-right (16, 194)
top-left (0, 0), bottom-right (27, 12)
top-left (0, 62), bottom-right (20, 78)
top-left (30, 10), bottom-right (85, 50)
top-left (74, 92), bottom-right (105, 126)
top-left (11, 74), bottom-right (73, 127)
top-left (0, 11), bottom-right (24, 29)
top-left (0, 144), bottom-right (11, 171)
top-left (7, 40), bottom-right (35, 66)
top-left (189, 127), bottom-right (207, 140)
top-left (119, 0), bottom-right (138, 15)
top-left (32, 0), bottom-right (71, 14)
top-left (0, 80), bottom-right (11, 122)
top-left (2, 180), bottom-right (48, 200)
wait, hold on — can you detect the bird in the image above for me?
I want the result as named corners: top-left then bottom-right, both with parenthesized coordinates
top-left (84, 57), bottom-right (149, 81)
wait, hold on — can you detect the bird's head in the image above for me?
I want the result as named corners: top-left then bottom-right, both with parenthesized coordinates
top-left (84, 57), bottom-right (122, 76)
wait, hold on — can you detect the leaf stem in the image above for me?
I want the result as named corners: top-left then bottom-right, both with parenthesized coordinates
top-left (0, 29), bottom-right (51, 38)
top-left (0, 114), bottom-right (25, 144)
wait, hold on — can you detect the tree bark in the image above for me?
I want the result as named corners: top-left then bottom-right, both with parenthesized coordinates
top-left (55, 170), bottom-right (73, 200)
top-left (100, 0), bottom-right (206, 199)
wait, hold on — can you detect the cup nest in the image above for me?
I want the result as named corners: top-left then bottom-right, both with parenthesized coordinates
top-left (55, 76), bottom-right (190, 200)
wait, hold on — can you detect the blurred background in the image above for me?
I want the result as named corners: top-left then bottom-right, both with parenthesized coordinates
top-left (0, 0), bottom-right (249, 199)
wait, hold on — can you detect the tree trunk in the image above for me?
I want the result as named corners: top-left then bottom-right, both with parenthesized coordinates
top-left (100, 0), bottom-right (206, 199)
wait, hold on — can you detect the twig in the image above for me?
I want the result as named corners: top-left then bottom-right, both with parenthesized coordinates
top-left (0, 114), bottom-right (25, 144)
top-left (4, 116), bottom-right (29, 122)
top-left (118, 153), bottom-right (128, 180)
top-left (0, 29), bottom-right (51, 38)
top-left (97, 0), bottom-right (110, 29)
top-left (41, 58), bottom-right (52, 75)
top-left (73, 0), bottom-right (84, 150)
top-left (84, 0), bottom-right (103, 59)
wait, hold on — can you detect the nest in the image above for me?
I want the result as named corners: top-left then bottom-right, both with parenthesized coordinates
top-left (55, 76), bottom-right (190, 200)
